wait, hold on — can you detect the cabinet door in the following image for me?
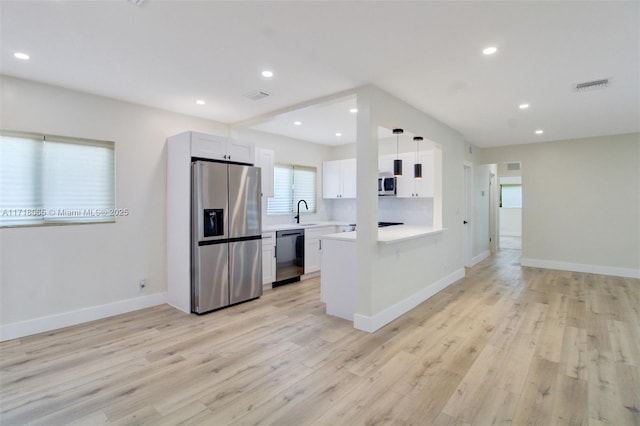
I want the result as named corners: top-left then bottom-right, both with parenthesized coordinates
top-left (255, 148), bottom-right (275, 198)
top-left (304, 238), bottom-right (320, 274)
top-left (378, 156), bottom-right (395, 175)
top-left (227, 139), bottom-right (254, 164)
top-left (416, 151), bottom-right (434, 198)
top-left (341, 158), bottom-right (357, 199)
top-left (323, 160), bottom-right (342, 199)
top-left (262, 244), bottom-right (276, 285)
top-left (261, 232), bottom-right (276, 285)
top-left (395, 153), bottom-right (416, 198)
top-left (190, 132), bottom-right (227, 160)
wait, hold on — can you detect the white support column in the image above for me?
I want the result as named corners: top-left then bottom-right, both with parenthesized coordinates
top-left (355, 88), bottom-right (379, 318)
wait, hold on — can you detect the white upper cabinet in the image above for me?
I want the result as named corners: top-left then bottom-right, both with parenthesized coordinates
top-left (341, 158), bottom-right (357, 198)
top-left (189, 131), bottom-right (254, 164)
top-left (393, 151), bottom-right (434, 198)
top-left (227, 139), bottom-right (255, 164)
top-left (190, 132), bottom-right (227, 159)
top-left (323, 160), bottom-right (341, 199)
top-left (255, 148), bottom-right (275, 198)
top-left (323, 158), bottom-right (356, 199)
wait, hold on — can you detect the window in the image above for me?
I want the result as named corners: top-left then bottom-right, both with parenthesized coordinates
top-left (267, 163), bottom-right (316, 215)
top-left (0, 130), bottom-right (116, 227)
top-left (500, 184), bottom-right (522, 208)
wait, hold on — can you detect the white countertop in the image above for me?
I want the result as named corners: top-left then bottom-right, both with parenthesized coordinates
top-left (262, 221), bottom-right (350, 233)
top-left (321, 225), bottom-right (446, 244)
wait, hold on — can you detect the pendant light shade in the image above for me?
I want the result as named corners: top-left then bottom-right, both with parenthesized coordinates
top-left (394, 159), bottom-right (403, 176)
top-left (393, 128), bottom-right (404, 176)
top-left (413, 136), bottom-right (423, 179)
top-left (414, 163), bottom-right (422, 179)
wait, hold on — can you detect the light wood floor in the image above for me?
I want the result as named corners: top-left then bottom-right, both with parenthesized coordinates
top-left (1, 250), bottom-right (639, 425)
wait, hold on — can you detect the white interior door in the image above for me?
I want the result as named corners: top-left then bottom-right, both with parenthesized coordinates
top-left (463, 163), bottom-right (473, 267)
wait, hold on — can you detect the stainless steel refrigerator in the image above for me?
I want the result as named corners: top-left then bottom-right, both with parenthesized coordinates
top-left (191, 160), bottom-right (262, 314)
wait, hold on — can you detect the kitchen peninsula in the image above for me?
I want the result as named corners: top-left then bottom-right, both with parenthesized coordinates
top-left (320, 225), bottom-right (454, 332)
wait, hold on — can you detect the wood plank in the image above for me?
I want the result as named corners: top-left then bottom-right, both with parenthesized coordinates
top-left (560, 326), bottom-right (588, 380)
top-left (0, 250), bottom-right (637, 425)
top-left (551, 375), bottom-right (588, 426)
top-left (471, 388), bottom-right (519, 426)
top-left (511, 358), bottom-right (559, 425)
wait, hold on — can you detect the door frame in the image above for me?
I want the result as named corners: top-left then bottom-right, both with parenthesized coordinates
top-left (489, 172), bottom-right (499, 252)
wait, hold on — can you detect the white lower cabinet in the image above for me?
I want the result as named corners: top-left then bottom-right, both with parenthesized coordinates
top-left (261, 232), bottom-right (276, 286)
top-left (304, 226), bottom-right (337, 274)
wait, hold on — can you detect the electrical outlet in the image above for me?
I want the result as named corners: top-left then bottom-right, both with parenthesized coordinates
top-left (139, 279), bottom-right (146, 290)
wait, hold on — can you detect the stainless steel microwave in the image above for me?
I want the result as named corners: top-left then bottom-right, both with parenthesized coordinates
top-left (378, 174), bottom-right (396, 196)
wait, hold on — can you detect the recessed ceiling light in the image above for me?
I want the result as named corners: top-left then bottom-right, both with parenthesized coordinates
top-left (482, 46), bottom-right (498, 55)
top-left (261, 70), bottom-right (273, 78)
top-left (14, 52), bottom-right (30, 60)
top-left (535, 129), bottom-right (544, 135)
top-left (349, 108), bottom-right (358, 113)
top-left (294, 121), bottom-right (301, 126)
top-left (336, 133), bottom-right (342, 137)
top-left (195, 99), bottom-right (205, 105)
top-left (519, 103), bottom-right (529, 109)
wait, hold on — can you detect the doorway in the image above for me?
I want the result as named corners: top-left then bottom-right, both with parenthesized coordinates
top-left (495, 162), bottom-right (522, 251)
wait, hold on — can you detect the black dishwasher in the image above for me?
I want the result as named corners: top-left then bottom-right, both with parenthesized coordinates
top-left (274, 229), bottom-right (305, 286)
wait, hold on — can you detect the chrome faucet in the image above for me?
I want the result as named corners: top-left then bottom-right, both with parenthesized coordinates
top-left (295, 199), bottom-right (308, 224)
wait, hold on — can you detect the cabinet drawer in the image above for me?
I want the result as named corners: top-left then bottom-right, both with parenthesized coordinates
top-left (304, 226), bottom-right (336, 239)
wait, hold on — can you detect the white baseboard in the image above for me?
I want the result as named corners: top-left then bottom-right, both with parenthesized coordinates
top-left (472, 250), bottom-right (491, 266)
top-left (0, 292), bottom-right (168, 342)
top-left (521, 258), bottom-right (640, 279)
top-left (354, 268), bottom-right (466, 333)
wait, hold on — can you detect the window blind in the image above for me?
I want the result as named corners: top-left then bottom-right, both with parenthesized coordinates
top-left (267, 164), bottom-right (316, 215)
top-left (500, 184), bottom-right (522, 208)
top-left (0, 131), bottom-right (115, 227)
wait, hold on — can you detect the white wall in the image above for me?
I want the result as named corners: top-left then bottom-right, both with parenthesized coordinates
top-left (500, 209), bottom-right (522, 237)
top-left (481, 133), bottom-right (640, 277)
top-left (0, 76), bottom-right (229, 340)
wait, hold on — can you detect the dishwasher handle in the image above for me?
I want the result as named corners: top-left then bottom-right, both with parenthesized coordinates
top-left (279, 232), bottom-right (303, 237)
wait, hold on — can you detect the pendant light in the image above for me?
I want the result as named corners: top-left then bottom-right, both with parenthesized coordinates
top-left (393, 128), bottom-right (403, 176)
top-left (413, 136), bottom-right (423, 179)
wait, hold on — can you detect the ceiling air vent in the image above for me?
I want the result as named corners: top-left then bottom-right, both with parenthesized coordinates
top-left (507, 162), bottom-right (521, 171)
top-left (243, 90), bottom-right (271, 101)
top-left (575, 78), bottom-right (609, 92)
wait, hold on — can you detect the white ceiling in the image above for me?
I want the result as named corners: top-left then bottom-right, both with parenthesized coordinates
top-left (1, 1), bottom-right (638, 148)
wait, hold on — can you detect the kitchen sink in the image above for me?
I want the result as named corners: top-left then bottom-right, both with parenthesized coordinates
top-left (298, 223), bottom-right (317, 227)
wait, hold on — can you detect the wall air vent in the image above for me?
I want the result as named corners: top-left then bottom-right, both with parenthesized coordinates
top-left (243, 90), bottom-right (271, 101)
top-left (507, 162), bottom-right (521, 171)
top-left (575, 78), bottom-right (610, 92)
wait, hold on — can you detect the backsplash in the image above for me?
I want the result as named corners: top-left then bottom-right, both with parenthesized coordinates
top-left (329, 197), bottom-right (433, 227)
